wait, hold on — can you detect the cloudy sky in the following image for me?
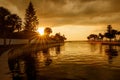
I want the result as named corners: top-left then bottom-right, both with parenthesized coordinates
top-left (0, 0), bottom-right (120, 40)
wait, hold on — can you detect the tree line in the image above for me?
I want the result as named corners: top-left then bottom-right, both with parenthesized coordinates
top-left (87, 25), bottom-right (120, 42)
top-left (33, 27), bottom-right (66, 43)
top-left (0, 2), bottom-right (38, 38)
top-left (0, 2), bottom-right (66, 46)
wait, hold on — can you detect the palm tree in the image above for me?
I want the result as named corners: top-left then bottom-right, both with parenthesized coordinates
top-left (0, 7), bottom-right (11, 46)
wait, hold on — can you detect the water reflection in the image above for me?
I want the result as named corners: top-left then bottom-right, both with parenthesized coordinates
top-left (0, 46), bottom-right (10, 56)
top-left (8, 51), bottom-right (37, 80)
top-left (7, 44), bottom-right (63, 80)
top-left (42, 48), bottom-right (52, 66)
top-left (1, 42), bottom-right (120, 80)
top-left (89, 43), bottom-right (119, 64)
top-left (55, 45), bottom-right (61, 54)
top-left (90, 43), bottom-right (97, 52)
top-left (105, 45), bottom-right (118, 64)
top-left (8, 57), bottom-right (22, 80)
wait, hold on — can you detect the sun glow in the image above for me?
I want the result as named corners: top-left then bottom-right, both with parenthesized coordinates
top-left (37, 27), bottom-right (44, 35)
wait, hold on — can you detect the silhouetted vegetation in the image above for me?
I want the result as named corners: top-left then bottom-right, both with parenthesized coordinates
top-left (104, 25), bottom-right (117, 41)
top-left (0, 7), bottom-right (22, 46)
top-left (52, 33), bottom-right (66, 42)
top-left (44, 27), bottom-right (52, 37)
top-left (87, 34), bottom-right (98, 41)
top-left (105, 45), bottom-right (118, 64)
top-left (87, 25), bottom-right (120, 42)
top-left (0, 1), bottom-right (40, 41)
top-left (0, 1), bottom-right (66, 46)
top-left (0, 7), bottom-right (11, 46)
top-left (24, 1), bottom-right (39, 32)
top-left (6, 14), bottom-right (22, 33)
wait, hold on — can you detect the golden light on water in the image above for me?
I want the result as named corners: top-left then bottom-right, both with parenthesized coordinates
top-left (37, 27), bottom-right (45, 35)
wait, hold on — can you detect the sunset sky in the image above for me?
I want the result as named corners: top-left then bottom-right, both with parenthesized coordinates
top-left (0, 0), bottom-right (120, 40)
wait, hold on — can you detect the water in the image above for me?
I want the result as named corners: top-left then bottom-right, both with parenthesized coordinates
top-left (1, 41), bottom-right (120, 80)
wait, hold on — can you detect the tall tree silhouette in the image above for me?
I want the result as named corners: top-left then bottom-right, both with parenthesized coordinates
top-left (104, 25), bottom-right (116, 41)
top-left (24, 1), bottom-right (39, 32)
top-left (0, 7), bottom-right (11, 46)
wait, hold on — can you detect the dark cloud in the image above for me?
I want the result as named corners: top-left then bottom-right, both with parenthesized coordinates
top-left (0, 0), bottom-right (120, 26)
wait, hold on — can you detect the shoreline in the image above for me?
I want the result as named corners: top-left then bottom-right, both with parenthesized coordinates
top-left (88, 41), bottom-right (120, 45)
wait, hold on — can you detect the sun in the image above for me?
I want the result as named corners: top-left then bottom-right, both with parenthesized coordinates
top-left (37, 27), bottom-right (44, 35)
